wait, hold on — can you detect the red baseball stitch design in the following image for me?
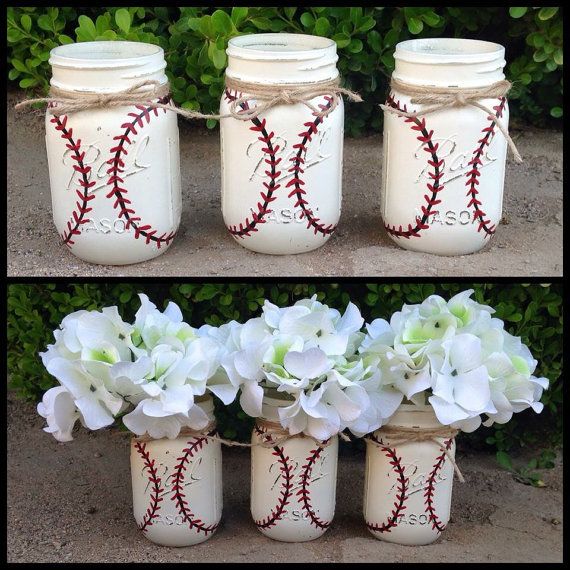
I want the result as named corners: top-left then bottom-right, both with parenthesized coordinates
top-left (134, 441), bottom-right (164, 533)
top-left (296, 443), bottom-right (332, 529)
top-left (465, 97), bottom-right (507, 236)
top-left (286, 96), bottom-right (337, 236)
top-left (383, 94), bottom-right (444, 239)
top-left (224, 89), bottom-right (281, 238)
top-left (365, 434), bottom-right (409, 533)
top-left (105, 96), bottom-right (175, 248)
top-left (50, 114), bottom-right (95, 248)
top-left (170, 431), bottom-right (219, 535)
top-left (253, 425), bottom-right (294, 530)
top-left (424, 438), bottom-right (453, 533)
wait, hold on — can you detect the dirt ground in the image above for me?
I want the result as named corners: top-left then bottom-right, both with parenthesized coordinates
top-left (7, 394), bottom-right (562, 563)
top-left (7, 89), bottom-right (563, 278)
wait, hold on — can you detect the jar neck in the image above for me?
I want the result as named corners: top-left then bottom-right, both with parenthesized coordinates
top-left (259, 390), bottom-right (295, 423)
top-left (49, 40), bottom-right (167, 93)
top-left (393, 38), bottom-right (506, 88)
top-left (385, 404), bottom-right (443, 430)
top-left (195, 394), bottom-right (215, 418)
top-left (226, 33), bottom-right (339, 85)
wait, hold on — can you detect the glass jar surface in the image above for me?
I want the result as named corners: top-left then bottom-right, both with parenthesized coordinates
top-left (220, 33), bottom-right (344, 255)
top-left (250, 396), bottom-right (338, 542)
top-left (363, 405), bottom-right (456, 545)
top-left (45, 41), bottom-right (181, 265)
top-left (130, 397), bottom-right (222, 547)
top-left (381, 38), bottom-right (509, 256)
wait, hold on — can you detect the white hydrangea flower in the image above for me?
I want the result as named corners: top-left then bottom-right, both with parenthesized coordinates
top-left (37, 386), bottom-right (81, 442)
top-left (361, 290), bottom-right (549, 434)
top-left (129, 293), bottom-right (198, 356)
top-left (122, 400), bottom-right (211, 440)
top-left (44, 357), bottom-right (125, 431)
top-left (40, 306), bottom-right (133, 368)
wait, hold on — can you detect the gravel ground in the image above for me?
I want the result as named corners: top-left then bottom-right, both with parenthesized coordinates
top-left (7, 395), bottom-right (563, 563)
top-left (7, 89), bottom-right (563, 277)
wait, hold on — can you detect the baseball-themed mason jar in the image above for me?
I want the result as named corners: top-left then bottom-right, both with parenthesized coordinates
top-left (381, 38), bottom-right (509, 256)
top-left (130, 397), bottom-right (222, 547)
top-left (45, 41), bottom-right (181, 265)
top-left (363, 405), bottom-right (456, 546)
top-left (250, 395), bottom-right (338, 542)
top-left (220, 33), bottom-right (344, 255)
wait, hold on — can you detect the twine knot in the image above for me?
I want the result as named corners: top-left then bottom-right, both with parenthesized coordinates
top-left (380, 77), bottom-right (522, 163)
top-left (223, 75), bottom-right (362, 121)
top-left (366, 424), bottom-right (465, 483)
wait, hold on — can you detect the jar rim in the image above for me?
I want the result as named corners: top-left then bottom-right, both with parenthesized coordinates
top-left (227, 33), bottom-right (336, 61)
top-left (395, 37), bottom-right (504, 64)
top-left (50, 40), bottom-right (164, 69)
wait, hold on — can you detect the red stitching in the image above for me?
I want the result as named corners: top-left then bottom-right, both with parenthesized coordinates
top-left (224, 90), bottom-right (280, 238)
top-left (383, 94), bottom-right (444, 239)
top-left (424, 438), bottom-right (453, 533)
top-left (134, 441), bottom-right (164, 533)
top-left (50, 115), bottom-right (94, 248)
top-left (170, 431), bottom-right (219, 535)
top-left (253, 425), bottom-right (293, 530)
top-left (105, 96), bottom-right (176, 248)
top-left (286, 96), bottom-right (337, 236)
top-left (465, 98), bottom-right (506, 236)
top-left (296, 443), bottom-right (332, 529)
top-left (365, 434), bottom-right (409, 533)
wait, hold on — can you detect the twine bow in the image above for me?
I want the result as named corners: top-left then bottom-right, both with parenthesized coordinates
top-left (366, 425), bottom-right (465, 483)
top-left (223, 76), bottom-right (362, 120)
top-left (380, 77), bottom-right (522, 163)
top-left (15, 79), bottom-right (172, 115)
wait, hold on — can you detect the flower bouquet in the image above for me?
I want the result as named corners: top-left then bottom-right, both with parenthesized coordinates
top-left (219, 295), bottom-right (400, 542)
top-left (359, 289), bottom-right (548, 545)
top-left (38, 294), bottom-right (237, 547)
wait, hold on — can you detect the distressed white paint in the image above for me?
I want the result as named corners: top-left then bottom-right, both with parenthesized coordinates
top-left (45, 41), bottom-right (181, 264)
top-left (381, 38), bottom-right (509, 255)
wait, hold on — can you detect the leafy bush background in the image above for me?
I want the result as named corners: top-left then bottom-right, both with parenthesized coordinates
top-left (7, 6), bottom-right (563, 136)
top-left (7, 282), bottom-right (563, 459)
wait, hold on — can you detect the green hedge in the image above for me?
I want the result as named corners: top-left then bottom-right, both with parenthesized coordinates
top-left (7, 282), bottom-right (563, 456)
top-left (7, 6), bottom-right (563, 136)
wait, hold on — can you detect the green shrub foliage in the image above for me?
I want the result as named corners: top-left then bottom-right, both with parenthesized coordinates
top-left (7, 282), bottom-right (563, 452)
top-left (7, 6), bottom-right (563, 135)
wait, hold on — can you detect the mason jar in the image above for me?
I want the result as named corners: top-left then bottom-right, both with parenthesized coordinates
top-left (220, 33), bottom-right (344, 254)
top-left (46, 41), bottom-right (181, 265)
top-left (381, 38), bottom-right (509, 255)
top-left (250, 394), bottom-right (338, 542)
top-left (363, 404), bottom-right (456, 545)
top-left (130, 397), bottom-right (222, 546)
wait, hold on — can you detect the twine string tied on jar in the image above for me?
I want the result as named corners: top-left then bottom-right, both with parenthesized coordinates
top-left (380, 78), bottom-right (522, 163)
top-left (15, 77), bottom-right (362, 121)
top-left (366, 424), bottom-right (465, 483)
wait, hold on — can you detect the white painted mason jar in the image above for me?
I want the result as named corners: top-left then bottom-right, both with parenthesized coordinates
top-left (381, 38), bottom-right (509, 255)
top-left (130, 397), bottom-right (222, 546)
top-left (45, 41), bottom-right (181, 265)
top-left (363, 405), bottom-right (456, 545)
top-left (220, 33), bottom-right (344, 254)
top-left (250, 395), bottom-right (338, 541)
